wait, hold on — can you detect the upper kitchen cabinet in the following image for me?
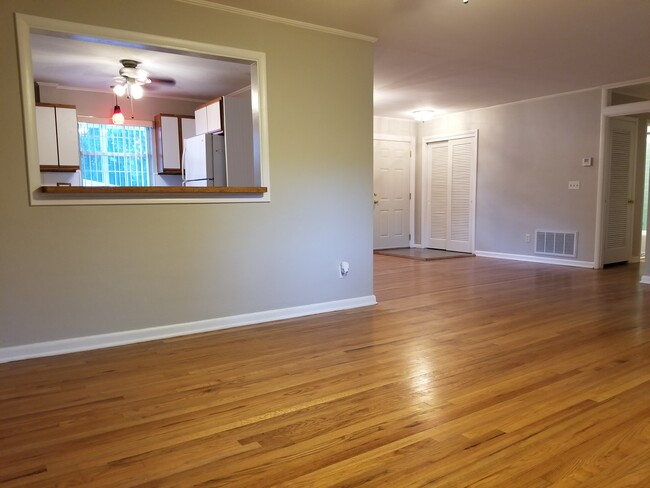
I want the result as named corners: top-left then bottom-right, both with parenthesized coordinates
top-left (35, 103), bottom-right (80, 171)
top-left (154, 114), bottom-right (195, 175)
top-left (194, 97), bottom-right (223, 135)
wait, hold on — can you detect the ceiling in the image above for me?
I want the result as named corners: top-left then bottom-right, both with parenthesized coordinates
top-left (31, 33), bottom-right (252, 102)
top-left (31, 0), bottom-right (650, 118)
top-left (208, 0), bottom-right (650, 119)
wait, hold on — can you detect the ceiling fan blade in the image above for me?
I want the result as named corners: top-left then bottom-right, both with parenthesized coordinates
top-left (150, 77), bottom-right (176, 86)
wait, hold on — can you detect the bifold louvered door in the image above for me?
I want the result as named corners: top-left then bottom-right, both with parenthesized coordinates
top-left (425, 136), bottom-right (476, 253)
top-left (603, 117), bottom-right (637, 265)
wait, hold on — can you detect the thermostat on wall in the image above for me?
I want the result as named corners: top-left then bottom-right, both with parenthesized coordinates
top-left (582, 157), bottom-right (593, 167)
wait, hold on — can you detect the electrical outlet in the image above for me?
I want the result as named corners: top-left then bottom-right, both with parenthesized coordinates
top-left (339, 261), bottom-right (350, 278)
top-left (525, 233), bottom-right (531, 243)
top-left (568, 180), bottom-right (580, 190)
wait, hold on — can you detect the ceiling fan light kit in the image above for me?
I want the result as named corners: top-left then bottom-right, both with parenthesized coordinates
top-left (111, 59), bottom-right (151, 99)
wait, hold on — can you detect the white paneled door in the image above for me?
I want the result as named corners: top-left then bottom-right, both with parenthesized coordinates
top-left (373, 139), bottom-right (411, 249)
top-left (424, 136), bottom-right (476, 253)
top-left (603, 117), bottom-right (638, 265)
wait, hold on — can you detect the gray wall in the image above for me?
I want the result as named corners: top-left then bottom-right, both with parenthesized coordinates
top-left (418, 89), bottom-right (603, 262)
top-left (0, 0), bottom-right (374, 347)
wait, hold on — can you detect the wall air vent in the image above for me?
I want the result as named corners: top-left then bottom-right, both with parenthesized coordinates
top-left (535, 230), bottom-right (577, 258)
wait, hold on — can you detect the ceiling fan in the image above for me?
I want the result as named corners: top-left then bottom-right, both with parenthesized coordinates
top-left (111, 59), bottom-right (175, 99)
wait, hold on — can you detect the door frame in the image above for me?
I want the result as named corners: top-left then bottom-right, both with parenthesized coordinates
top-left (595, 81), bottom-right (650, 268)
top-left (373, 134), bottom-right (416, 248)
top-left (421, 130), bottom-right (478, 253)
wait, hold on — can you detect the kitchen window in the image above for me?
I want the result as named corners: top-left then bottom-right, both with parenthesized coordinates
top-left (78, 122), bottom-right (153, 187)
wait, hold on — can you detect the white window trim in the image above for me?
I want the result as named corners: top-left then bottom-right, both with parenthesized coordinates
top-left (16, 13), bottom-right (270, 206)
top-left (78, 120), bottom-right (154, 187)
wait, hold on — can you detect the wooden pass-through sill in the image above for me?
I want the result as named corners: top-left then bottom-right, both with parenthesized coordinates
top-left (39, 186), bottom-right (267, 195)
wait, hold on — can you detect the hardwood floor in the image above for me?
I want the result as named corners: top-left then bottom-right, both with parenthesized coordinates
top-left (1, 256), bottom-right (649, 487)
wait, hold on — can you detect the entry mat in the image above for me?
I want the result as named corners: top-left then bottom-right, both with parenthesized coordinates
top-left (374, 248), bottom-right (474, 261)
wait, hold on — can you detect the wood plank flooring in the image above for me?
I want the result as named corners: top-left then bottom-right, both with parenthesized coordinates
top-left (1, 255), bottom-right (649, 487)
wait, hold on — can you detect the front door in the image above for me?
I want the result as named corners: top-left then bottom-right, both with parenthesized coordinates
top-left (373, 139), bottom-right (411, 249)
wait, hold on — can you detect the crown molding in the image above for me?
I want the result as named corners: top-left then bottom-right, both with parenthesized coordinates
top-left (175, 0), bottom-right (377, 43)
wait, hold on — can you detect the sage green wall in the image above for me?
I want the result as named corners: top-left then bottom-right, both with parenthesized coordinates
top-left (0, 0), bottom-right (374, 347)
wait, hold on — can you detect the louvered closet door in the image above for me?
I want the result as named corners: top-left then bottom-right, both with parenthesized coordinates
top-left (603, 117), bottom-right (637, 265)
top-left (425, 136), bottom-right (476, 252)
top-left (448, 138), bottom-right (474, 252)
top-left (426, 142), bottom-right (449, 250)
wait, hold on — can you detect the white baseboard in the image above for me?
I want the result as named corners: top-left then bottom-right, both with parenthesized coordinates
top-left (641, 275), bottom-right (650, 285)
top-left (629, 256), bottom-right (641, 264)
top-left (474, 250), bottom-right (595, 269)
top-left (0, 295), bottom-right (377, 364)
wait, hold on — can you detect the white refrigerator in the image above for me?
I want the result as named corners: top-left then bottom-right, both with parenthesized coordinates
top-left (182, 133), bottom-right (227, 187)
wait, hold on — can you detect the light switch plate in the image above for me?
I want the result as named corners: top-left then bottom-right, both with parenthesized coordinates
top-left (582, 157), bottom-right (593, 167)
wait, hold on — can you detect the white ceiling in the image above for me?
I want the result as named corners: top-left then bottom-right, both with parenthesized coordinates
top-left (207, 0), bottom-right (650, 119)
top-left (31, 33), bottom-right (252, 102)
top-left (31, 0), bottom-right (650, 118)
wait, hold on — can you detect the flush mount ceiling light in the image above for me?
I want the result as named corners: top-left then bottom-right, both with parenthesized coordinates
top-left (413, 110), bottom-right (436, 122)
top-left (463, 0), bottom-right (469, 4)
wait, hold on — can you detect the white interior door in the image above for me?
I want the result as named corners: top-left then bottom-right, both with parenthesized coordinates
top-left (373, 139), bottom-right (411, 249)
top-left (426, 142), bottom-right (449, 249)
top-left (603, 117), bottom-right (638, 265)
top-left (424, 136), bottom-right (476, 253)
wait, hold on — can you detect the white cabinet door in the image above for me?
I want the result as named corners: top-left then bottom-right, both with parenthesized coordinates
top-left (194, 106), bottom-right (207, 135)
top-left (206, 100), bottom-right (223, 133)
top-left (160, 116), bottom-right (181, 170)
top-left (181, 117), bottom-right (195, 142)
top-left (55, 107), bottom-right (80, 167)
top-left (35, 106), bottom-right (58, 166)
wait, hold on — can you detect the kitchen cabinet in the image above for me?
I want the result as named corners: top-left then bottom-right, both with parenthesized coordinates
top-left (194, 97), bottom-right (223, 135)
top-left (222, 96), bottom-right (256, 187)
top-left (154, 114), bottom-right (195, 174)
top-left (35, 103), bottom-right (80, 171)
top-left (191, 94), bottom-right (257, 186)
